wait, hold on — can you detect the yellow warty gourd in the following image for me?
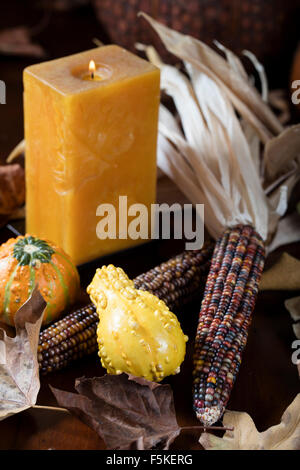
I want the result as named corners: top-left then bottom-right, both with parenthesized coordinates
top-left (87, 264), bottom-right (188, 382)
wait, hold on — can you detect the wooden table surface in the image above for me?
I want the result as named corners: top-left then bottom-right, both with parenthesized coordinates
top-left (0, 1), bottom-right (299, 451)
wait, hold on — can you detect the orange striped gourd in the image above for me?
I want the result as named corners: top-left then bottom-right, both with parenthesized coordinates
top-left (0, 235), bottom-right (80, 326)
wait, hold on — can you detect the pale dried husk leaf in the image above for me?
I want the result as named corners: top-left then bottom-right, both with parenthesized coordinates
top-left (140, 12), bottom-right (283, 142)
top-left (264, 125), bottom-right (300, 182)
top-left (267, 212), bottom-right (300, 254)
top-left (140, 13), bottom-right (300, 245)
top-left (293, 323), bottom-right (300, 339)
top-left (285, 296), bottom-right (300, 322)
top-left (268, 89), bottom-right (291, 125)
top-left (242, 49), bottom-right (268, 102)
top-left (285, 296), bottom-right (300, 339)
top-left (200, 394), bottom-right (300, 450)
top-left (6, 139), bottom-right (25, 163)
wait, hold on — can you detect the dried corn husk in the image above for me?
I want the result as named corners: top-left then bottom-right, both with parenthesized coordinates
top-left (264, 126), bottom-right (300, 182)
top-left (6, 139), bottom-right (25, 163)
top-left (140, 13), bottom-right (300, 247)
top-left (139, 13), bottom-right (283, 142)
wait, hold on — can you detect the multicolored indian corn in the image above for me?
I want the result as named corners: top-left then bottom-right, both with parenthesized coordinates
top-left (192, 225), bottom-right (265, 426)
top-left (38, 244), bottom-right (213, 374)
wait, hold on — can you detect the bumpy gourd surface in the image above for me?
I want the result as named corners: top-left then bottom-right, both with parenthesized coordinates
top-left (87, 264), bottom-right (188, 382)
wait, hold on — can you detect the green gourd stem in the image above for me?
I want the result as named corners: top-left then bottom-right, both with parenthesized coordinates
top-left (13, 236), bottom-right (55, 266)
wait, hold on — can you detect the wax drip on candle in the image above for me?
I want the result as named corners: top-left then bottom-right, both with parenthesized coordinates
top-left (89, 60), bottom-right (96, 80)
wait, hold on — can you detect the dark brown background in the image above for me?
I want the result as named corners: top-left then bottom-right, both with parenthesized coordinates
top-left (0, 0), bottom-right (299, 450)
top-left (1, 0), bottom-right (300, 163)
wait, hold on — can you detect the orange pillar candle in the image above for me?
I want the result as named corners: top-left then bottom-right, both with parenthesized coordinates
top-left (24, 46), bottom-right (160, 265)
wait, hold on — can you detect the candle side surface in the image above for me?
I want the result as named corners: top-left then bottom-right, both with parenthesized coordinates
top-left (24, 46), bottom-right (160, 265)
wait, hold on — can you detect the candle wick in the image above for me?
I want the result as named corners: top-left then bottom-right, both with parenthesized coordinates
top-left (91, 71), bottom-right (94, 80)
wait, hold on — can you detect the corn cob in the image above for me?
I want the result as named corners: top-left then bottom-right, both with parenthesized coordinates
top-left (38, 244), bottom-right (213, 375)
top-left (192, 225), bottom-right (265, 427)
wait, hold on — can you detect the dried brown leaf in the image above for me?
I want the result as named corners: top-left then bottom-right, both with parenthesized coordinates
top-left (268, 89), bottom-right (291, 125)
top-left (0, 164), bottom-right (25, 217)
top-left (200, 394), bottom-right (300, 450)
top-left (260, 252), bottom-right (300, 291)
top-left (285, 296), bottom-right (300, 323)
top-left (0, 27), bottom-right (45, 57)
top-left (285, 296), bottom-right (300, 340)
top-left (0, 287), bottom-right (46, 420)
top-left (51, 373), bottom-right (181, 450)
top-left (264, 124), bottom-right (300, 181)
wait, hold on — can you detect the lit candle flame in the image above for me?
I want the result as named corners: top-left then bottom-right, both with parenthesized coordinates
top-left (89, 60), bottom-right (96, 80)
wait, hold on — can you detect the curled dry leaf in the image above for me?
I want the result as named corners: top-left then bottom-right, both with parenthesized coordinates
top-left (260, 252), bottom-right (300, 291)
top-left (0, 27), bottom-right (45, 57)
top-left (200, 394), bottom-right (300, 450)
top-left (6, 140), bottom-right (25, 164)
top-left (285, 296), bottom-right (300, 340)
top-left (51, 373), bottom-right (181, 450)
top-left (0, 287), bottom-right (46, 420)
top-left (268, 89), bottom-right (291, 125)
top-left (264, 125), bottom-right (300, 182)
top-left (285, 296), bottom-right (300, 323)
top-left (0, 164), bottom-right (25, 216)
